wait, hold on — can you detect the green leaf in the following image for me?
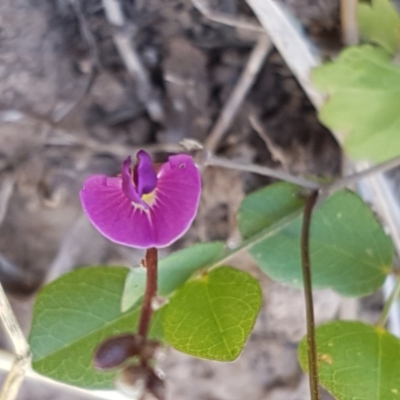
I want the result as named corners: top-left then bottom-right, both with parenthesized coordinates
top-left (239, 184), bottom-right (393, 296)
top-left (121, 242), bottom-right (225, 312)
top-left (238, 182), bottom-right (306, 239)
top-left (298, 321), bottom-right (400, 400)
top-left (163, 266), bottom-right (262, 361)
top-left (29, 267), bottom-right (162, 389)
top-left (121, 267), bottom-right (146, 312)
top-left (358, 0), bottom-right (400, 54)
top-left (313, 45), bottom-right (400, 162)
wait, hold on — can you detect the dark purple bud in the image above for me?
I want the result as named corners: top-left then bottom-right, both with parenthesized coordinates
top-left (93, 334), bottom-right (144, 370)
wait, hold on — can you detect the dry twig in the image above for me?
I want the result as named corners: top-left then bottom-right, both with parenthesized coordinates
top-left (0, 350), bottom-right (128, 400)
top-left (47, 128), bottom-right (182, 156)
top-left (246, 0), bottom-right (324, 109)
top-left (53, 0), bottom-right (100, 123)
top-left (0, 179), bottom-right (30, 400)
top-left (70, 0), bottom-right (101, 67)
top-left (191, 0), bottom-right (264, 32)
top-left (341, 0), bottom-right (359, 45)
top-left (205, 34), bottom-right (272, 152)
top-left (101, 0), bottom-right (164, 122)
top-left (249, 114), bottom-right (290, 170)
top-left (0, 177), bottom-right (15, 226)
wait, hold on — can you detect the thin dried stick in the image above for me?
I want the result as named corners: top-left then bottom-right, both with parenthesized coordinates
top-left (205, 34), bottom-right (272, 152)
top-left (0, 176), bottom-right (15, 225)
top-left (0, 350), bottom-right (130, 400)
top-left (249, 114), bottom-right (290, 170)
top-left (0, 285), bottom-right (30, 400)
top-left (191, 0), bottom-right (264, 32)
top-left (0, 176), bottom-right (30, 400)
top-left (70, 0), bottom-right (101, 67)
top-left (377, 276), bottom-right (400, 328)
top-left (101, 0), bottom-right (164, 122)
top-left (52, 0), bottom-right (99, 123)
top-left (53, 72), bottom-right (97, 123)
top-left (382, 276), bottom-right (400, 336)
top-left (0, 356), bottom-right (30, 400)
top-left (0, 289), bottom-right (29, 359)
top-left (341, 0), bottom-right (359, 45)
top-left (246, 0), bottom-right (324, 109)
top-left (47, 128), bottom-right (182, 156)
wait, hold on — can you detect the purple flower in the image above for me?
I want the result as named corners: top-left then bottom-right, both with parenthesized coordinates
top-left (80, 150), bottom-right (201, 248)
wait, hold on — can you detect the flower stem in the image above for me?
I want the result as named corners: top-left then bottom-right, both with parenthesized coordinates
top-left (377, 275), bottom-right (400, 328)
top-left (206, 155), bottom-right (320, 190)
top-left (301, 190), bottom-right (320, 400)
top-left (138, 248), bottom-right (158, 338)
top-left (327, 155), bottom-right (400, 193)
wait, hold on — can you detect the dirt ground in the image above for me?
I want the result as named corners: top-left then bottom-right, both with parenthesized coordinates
top-left (0, 0), bottom-right (377, 399)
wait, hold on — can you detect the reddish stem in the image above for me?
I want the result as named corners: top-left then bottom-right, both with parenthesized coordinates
top-left (301, 190), bottom-right (320, 400)
top-left (138, 248), bottom-right (158, 338)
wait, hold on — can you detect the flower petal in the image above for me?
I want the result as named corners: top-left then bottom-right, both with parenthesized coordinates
top-left (134, 150), bottom-right (157, 196)
top-left (121, 157), bottom-right (147, 208)
top-left (149, 154), bottom-right (201, 247)
top-left (80, 153), bottom-right (201, 249)
top-left (80, 175), bottom-right (154, 248)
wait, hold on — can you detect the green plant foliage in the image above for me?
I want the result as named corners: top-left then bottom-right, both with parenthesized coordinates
top-left (121, 242), bottom-right (225, 311)
top-left (312, 45), bottom-right (400, 162)
top-left (298, 321), bottom-right (400, 400)
top-left (121, 266), bottom-right (146, 312)
top-left (157, 241), bottom-right (225, 296)
top-left (239, 184), bottom-right (393, 296)
top-left (163, 266), bottom-right (262, 361)
top-left (29, 267), bottom-right (163, 389)
top-left (358, 0), bottom-right (400, 54)
top-left (238, 182), bottom-right (306, 239)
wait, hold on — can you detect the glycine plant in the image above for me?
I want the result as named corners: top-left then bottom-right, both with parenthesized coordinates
top-left (28, 1), bottom-right (400, 399)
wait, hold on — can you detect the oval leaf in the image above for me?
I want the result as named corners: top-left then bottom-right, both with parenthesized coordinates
top-left (29, 267), bottom-right (162, 389)
top-left (121, 242), bottom-right (225, 312)
top-left (358, 0), bottom-right (400, 54)
top-left (240, 185), bottom-right (393, 296)
top-left (313, 45), bottom-right (400, 162)
top-left (121, 267), bottom-right (146, 312)
top-left (163, 266), bottom-right (262, 361)
top-left (298, 321), bottom-right (400, 400)
top-left (238, 182), bottom-right (306, 239)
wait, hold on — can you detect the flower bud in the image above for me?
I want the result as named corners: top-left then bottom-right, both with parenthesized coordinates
top-left (93, 334), bottom-right (144, 370)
